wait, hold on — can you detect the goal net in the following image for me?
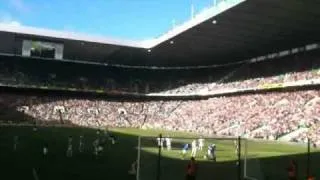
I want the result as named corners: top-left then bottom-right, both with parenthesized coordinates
top-left (137, 135), bottom-right (247, 180)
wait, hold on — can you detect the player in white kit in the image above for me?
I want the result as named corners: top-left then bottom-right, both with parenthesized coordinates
top-left (128, 160), bottom-right (137, 175)
top-left (79, 135), bottom-right (84, 152)
top-left (13, 136), bottom-right (19, 151)
top-left (157, 137), bottom-right (164, 150)
top-left (191, 140), bottom-right (198, 157)
top-left (198, 138), bottom-right (204, 151)
top-left (165, 137), bottom-right (172, 151)
top-left (234, 140), bottom-right (239, 155)
top-left (93, 138), bottom-right (100, 156)
top-left (43, 143), bottom-right (48, 156)
top-left (66, 136), bottom-right (73, 157)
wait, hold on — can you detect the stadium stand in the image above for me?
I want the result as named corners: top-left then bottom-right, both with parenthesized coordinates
top-left (0, 89), bottom-right (319, 147)
top-left (0, 48), bottom-right (319, 95)
top-left (0, 46), bottom-right (319, 149)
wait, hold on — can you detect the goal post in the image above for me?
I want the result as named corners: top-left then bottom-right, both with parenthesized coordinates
top-left (136, 136), bottom-right (141, 180)
top-left (136, 135), bottom-right (161, 180)
top-left (137, 134), bottom-right (249, 180)
top-left (243, 139), bottom-right (259, 180)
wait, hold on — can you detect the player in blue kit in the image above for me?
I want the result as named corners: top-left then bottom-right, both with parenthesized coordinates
top-left (181, 143), bottom-right (189, 159)
top-left (207, 144), bottom-right (216, 162)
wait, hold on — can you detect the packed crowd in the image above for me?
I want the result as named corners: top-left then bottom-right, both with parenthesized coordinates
top-left (291, 113), bottom-right (320, 146)
top-left (0, 49), bottom-right (319, 95)
top-left (0, 90), bottom-right (319, 146)
top-left (210, 50), bottom-right (320, 91)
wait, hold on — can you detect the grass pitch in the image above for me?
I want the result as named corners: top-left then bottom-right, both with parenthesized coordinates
top-left (0, 126), bottom-right (319, 180)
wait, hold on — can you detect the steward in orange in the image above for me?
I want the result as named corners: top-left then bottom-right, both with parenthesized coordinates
top-left (287, 160), bottom-right (297, 180)
top-left (186, 157), bottom-right (198, 180)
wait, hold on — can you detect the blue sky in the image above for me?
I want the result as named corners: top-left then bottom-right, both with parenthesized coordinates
top-left (0, 0), bottom-right (216, 40)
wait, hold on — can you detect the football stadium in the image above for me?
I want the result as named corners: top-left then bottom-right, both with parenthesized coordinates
top-left (0, 0), bottom-right (320, 180)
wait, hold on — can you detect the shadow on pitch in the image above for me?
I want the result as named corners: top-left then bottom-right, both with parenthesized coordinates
top-left (2, 125), bottom-right (319, 180)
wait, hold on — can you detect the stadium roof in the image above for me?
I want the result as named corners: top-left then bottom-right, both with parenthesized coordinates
top-left (0, 0), bottom-right (320, 67)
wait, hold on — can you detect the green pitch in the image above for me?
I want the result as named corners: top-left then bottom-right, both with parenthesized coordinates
top-left (0, 126), bottom-right (319, 180)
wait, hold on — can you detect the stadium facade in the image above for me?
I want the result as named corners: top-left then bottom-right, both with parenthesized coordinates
top-left (0, 0), bottom-right (319, 67)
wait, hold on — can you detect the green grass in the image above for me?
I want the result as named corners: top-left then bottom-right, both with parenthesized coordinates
top-left (0, 126), bottom-right (319, 180)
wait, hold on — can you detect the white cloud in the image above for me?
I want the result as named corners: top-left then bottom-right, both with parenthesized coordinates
top-left (0, 20), bottom-right (21, 26)
top-left (0, 13), bottom-right (21, 26)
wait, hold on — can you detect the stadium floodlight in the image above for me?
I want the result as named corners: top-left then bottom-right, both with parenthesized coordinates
top-left (170, 40), bottom-right (174, 44)
top-left (147, 49), bottom-right (152, 53)
top-left (212, 20), bottom-right (217, 24)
